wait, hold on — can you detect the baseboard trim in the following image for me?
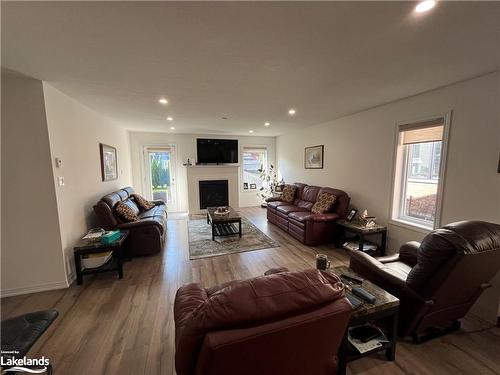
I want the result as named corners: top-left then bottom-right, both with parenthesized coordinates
top-left (0, 280), bottom-right (69, 298)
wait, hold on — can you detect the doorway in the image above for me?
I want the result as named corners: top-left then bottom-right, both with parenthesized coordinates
top-left (143, 146), bottom-right (177, 212)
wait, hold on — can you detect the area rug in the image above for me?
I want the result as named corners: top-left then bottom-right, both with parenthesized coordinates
top-left (188, 216), bottom-right (279, 259)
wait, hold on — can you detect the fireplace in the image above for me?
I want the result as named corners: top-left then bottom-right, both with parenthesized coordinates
top-left (199, 180), bottom-right (229, 209)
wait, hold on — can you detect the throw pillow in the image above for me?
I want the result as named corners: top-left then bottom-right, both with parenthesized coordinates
top-left (115, 201), bottom-right (139, 222)
top-left (281, 184), bottom-right (298, 203)
top-left (311, 192), bottom-right (337, 214)
top-left (132, 193), bottom-right (155, 210)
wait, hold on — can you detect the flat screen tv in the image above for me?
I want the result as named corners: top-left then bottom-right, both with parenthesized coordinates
top-left (196, 139), bottom-right (238, 164)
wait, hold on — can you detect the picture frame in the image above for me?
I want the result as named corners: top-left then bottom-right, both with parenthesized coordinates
top-left (305, 145), bottom-right (324, 169)
top-left (243, 182), bottom-right (249, 190)
top-left (346, 208), bottom-right (358, 222)
top-left (99, 143), bottom-right (118, 181)
top-left (250, 183), bottom-right (257, 190)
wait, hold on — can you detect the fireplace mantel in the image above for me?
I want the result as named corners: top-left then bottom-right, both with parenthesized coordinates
top-left (186, 165), bottom-right (239, 214)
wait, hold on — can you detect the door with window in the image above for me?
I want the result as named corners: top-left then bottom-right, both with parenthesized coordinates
top-left (242, 147), bottom-right (267, 191)
top-left (143, 146), bottom-right (177, 212)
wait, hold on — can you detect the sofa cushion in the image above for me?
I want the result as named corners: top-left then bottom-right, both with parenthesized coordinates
top-left (276, 205), bottom-right (309, 215)
top-left (281, 184), bottom-right (298, 203)
top-left (132, 193), bottom-right (155, 210)
top-left (288, 211), bottom-right (313, 222)
top-left (114, 201), bottom-right (139, 222)
top-left (294, 185), bottom-right (321, 209)
top-left (102, 192), bottom-right (122, 209)
top-left (267, 201), bottom-right (292, 210)
top-left (311, 192), bottom-right (337, 214)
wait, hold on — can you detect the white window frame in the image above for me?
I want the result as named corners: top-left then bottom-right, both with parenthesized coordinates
top-left (389, 112), bottom-right (451, 231)
top-left (241, 146), bottom-right (268, 193)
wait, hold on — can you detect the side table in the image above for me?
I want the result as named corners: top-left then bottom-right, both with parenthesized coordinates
top-left (337, 219), bottom-right (387, 256)
top-left (73, 230), bottom-right (129, 285)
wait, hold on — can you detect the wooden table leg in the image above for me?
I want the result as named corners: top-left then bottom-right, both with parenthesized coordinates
top-left (74, 253), bottom-right (83, 285)
top-left (337, 333), bottom-right (348, 375)
top-left (239, 220), bottom-right (242, 237)
top-left (116, 250), bottom-right (124, 279)
top-left (212, 223), bottom-right (215, 241)
top-left (358, 234), bottom-right (365, 253)
top-left (385, 311), bottom-right (398, 361)
top-left (381, 230), bottom-right (387, 256)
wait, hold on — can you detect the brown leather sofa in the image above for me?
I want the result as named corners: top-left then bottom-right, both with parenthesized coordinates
top-left (267, 183), bottom-right (350, 245)
top-left (93, 187), bottom-right (167, 256)
top-left (174, 268), bottom-right (352, 375)
top-left (349, 220), bottom-right (500, 340)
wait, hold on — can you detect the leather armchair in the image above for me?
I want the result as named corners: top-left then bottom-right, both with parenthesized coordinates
top-left (174, 268), bottom-right (352, 375)
top-left (349, 220), bottom-right (500, 339)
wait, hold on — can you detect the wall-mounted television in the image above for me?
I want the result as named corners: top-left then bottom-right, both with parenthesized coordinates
top-left (196, 139), bottom-right (238, 164)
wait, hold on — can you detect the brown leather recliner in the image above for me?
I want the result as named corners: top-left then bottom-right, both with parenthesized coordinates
top-left (93, 186), bottom-right (167, 256)
top-left (266, 183), bottom-right (350, 245)
top-left (174, 268), bottom-right (352, 375)
top-left (349, 220), bottom-right (500, 340)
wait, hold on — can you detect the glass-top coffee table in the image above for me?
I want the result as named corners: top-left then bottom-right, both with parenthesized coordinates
top-left (206, 206), bottom-right (242, 241)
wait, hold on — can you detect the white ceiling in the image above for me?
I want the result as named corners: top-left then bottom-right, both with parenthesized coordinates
top-left (2, 1), bottom-right (499, 136)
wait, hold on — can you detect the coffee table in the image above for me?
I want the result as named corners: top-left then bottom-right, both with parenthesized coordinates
top-left (206, 206), bottom-right (242, 241)
top-left (327, 265), bottom-right (399, 375)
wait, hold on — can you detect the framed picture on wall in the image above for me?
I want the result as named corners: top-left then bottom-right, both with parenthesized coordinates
top-left (243, 182), bottom-right (249, 190)
top-left (99, 143), bottom-right (118, 181)
top-left (250, 183), bottom-right (257, 190)
top-left (305, 145), bottom-right (324, 169)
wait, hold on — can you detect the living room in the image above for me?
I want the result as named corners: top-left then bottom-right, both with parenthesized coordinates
top-left (1, 1), bottom-right (499, 374)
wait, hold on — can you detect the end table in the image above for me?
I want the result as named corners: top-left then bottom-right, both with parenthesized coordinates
top-left (337, 220), bottom-right (387, 256)
top-left (73, 230), bottom-right (129, 285)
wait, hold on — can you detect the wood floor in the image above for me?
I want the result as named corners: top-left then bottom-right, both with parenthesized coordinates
top-left (2, 207), bottom-right (499, 375)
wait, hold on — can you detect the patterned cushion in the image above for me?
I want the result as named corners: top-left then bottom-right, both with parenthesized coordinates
top-left (281, 184), bottom-right (298, 203)
top-left (311, 192), bottom-right (336, 214)
top-left (132, 193), bottom-right (155, 210)
top-left (115, 201), bottom-right (139, 222)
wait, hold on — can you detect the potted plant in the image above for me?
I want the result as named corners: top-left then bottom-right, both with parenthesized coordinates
top-left (257, 164), bottom-right (284, 207)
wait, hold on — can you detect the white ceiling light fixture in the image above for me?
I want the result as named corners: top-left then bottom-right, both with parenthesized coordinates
top-left (166, 116), bottom-right (173, 121)
top-left (158, 97), bottom-right (168, 105)
top-left (170, 126), bottom-right (175, 130)
top-left (288, 109), bottom-right (296, 115)
top-left (264, 122), bottom-right (270, 126)
top-left (415, 0), bottom-right (436, 13)
top-left (249, 130), bottom-right (254, 133)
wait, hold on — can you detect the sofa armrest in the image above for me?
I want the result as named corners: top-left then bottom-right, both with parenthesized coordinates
top-left (349, 251), bottom-right (427, 303)
top-left (174, 283), bottom-right (208, 326)
top-left (117, 219), bottom-right (163, 231)
top-left (306, 213), bottom-right (339, 222)
top-left (152, 199), bottom-right (166, 206)
top-left (265, 197), bottom-right (282, 203)
top-left (398, 241), bottom-right (420, 267)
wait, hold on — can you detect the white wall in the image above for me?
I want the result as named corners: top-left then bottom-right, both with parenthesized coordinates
top-left (129, 132), bottom-right (276, 211)
top-left (276, 71), bottom-right (500, 322)
top-left (43, 83), bottom-right (132, 281)
top-left (1, 72), bottom-right (67, 296)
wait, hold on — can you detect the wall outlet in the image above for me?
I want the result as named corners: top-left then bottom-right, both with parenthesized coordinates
top-left (55, 157), bottom-right (63, 168)
top-left (58, 177), bottom-right (65, 186)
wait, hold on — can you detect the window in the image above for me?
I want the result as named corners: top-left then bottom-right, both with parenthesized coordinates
top-left (242, 147), bottom-right (267, 190)
top-left (391, 116), bottom-right (449, 229)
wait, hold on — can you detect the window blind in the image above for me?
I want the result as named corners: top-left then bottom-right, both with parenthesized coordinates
top-left (400, 118), bottom-right (444, 145)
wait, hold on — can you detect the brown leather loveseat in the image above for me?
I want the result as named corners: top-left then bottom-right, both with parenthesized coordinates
top-left (267, 183), bottom-right (350, 245)
top-left (349, 220), bottom-right (500, 341)
top-left (173, 267), bottom-right (352, 375)
top-left (93, 187), bottom-right (167, 256)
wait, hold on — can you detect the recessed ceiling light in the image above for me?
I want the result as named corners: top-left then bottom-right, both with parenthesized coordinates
top-left (288, 109), bottom-right (296, 115)
top-left (158, 98), bottom-right (168, 104)
top-left (166, 117), bottom-right (173, 121)
top-left (264, 122), bottom-right (270, 126)
top-left (170, 126), bottom-right (175, 130)
top-left (249, 130), bottom-right (254, 133)
top-left (415, 0), bottom-right (436, 13)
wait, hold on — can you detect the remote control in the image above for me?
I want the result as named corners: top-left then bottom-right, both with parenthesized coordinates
top-left (352, 287), bottom-right (377, 304)
top-left (341, 273), bottom-right (364, 284)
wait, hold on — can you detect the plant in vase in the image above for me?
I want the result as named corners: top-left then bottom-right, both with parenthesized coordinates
top-left (257, 164), bottom-right (284, 207)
